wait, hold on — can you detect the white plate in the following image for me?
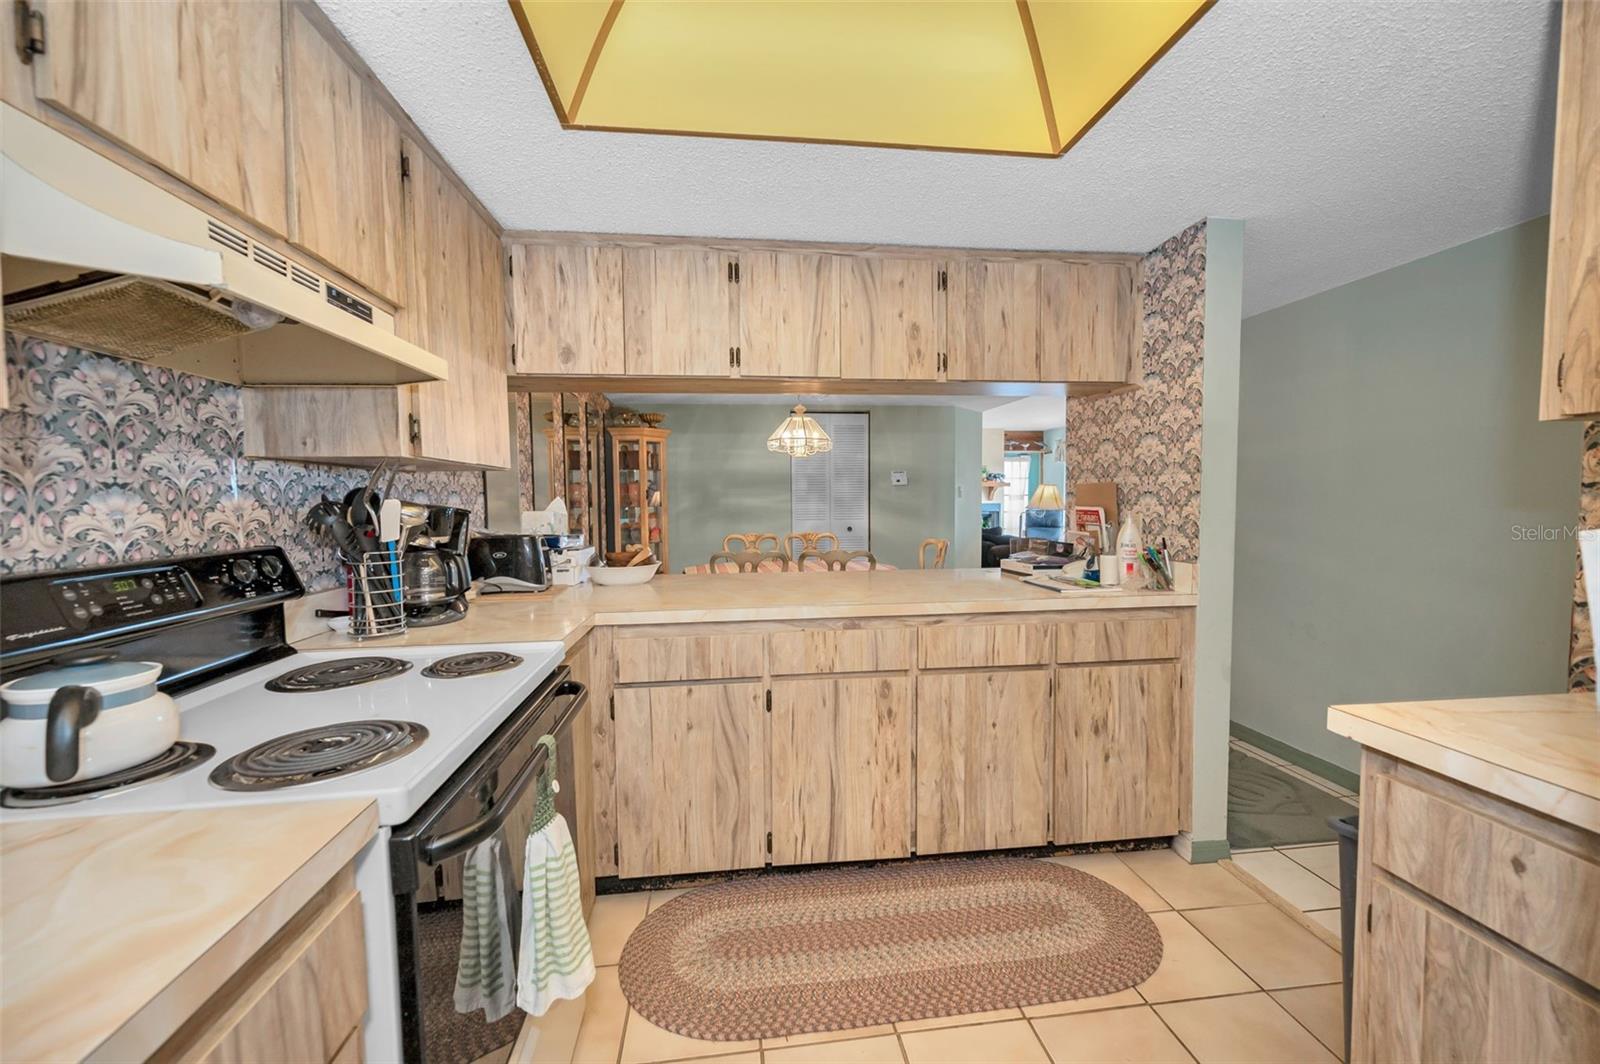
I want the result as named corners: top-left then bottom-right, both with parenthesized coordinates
top-left (589, 563), bottom-right (660, 586)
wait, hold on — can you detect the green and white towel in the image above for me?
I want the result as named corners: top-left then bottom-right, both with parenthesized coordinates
top-left (454, 836), bottom-right (517, 1022)
top-left (516, 811), bottom-right (594, 1015)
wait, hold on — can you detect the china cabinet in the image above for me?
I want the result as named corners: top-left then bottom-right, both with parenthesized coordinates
top-left (607, 427), bottom-right (671, 570)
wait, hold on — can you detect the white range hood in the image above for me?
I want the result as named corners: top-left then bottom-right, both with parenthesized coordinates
top-left (0, 103), bottom-right (447, 386)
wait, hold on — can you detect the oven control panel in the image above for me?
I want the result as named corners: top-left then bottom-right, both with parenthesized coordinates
top-left (50, 566), bottom-right (200, 629)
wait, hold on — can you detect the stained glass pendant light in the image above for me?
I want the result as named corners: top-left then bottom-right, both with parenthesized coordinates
top-left (508, 0), bottom-right (1214, 158)
top-left (768, 405), bottom-right (833, 459)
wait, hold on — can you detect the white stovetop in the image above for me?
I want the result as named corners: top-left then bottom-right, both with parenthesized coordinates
top-left (0, 641), bottom-right (566, 825)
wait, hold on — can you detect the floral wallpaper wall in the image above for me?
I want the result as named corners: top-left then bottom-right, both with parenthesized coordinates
top-left (1, 334), bottom-right (486, 592)
top-left (1065, 220), bottom-right (1206, 562)
top-left (1570, 420), bottom-right (1598, 691)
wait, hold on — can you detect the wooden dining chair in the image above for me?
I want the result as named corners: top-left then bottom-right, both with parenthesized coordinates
top-left (708, 549), bottom-right (790, 573)
top-left (798, 549), bottom-right (877, 572)
top-left (722, 532), bottom-right (782, 554)
top-left (919, 538), bottom-right (950, 569)
top-left (784, 530), bottom-right (840, 560)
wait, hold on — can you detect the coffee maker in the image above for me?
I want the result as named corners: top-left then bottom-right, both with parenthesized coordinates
top-left (402, 505), bottom-right (471, 626)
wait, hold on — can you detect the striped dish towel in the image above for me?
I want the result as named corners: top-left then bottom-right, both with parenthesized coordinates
top-left (516, 812), bottom-right (595, 1015)
top-left (453, 836), bottom-right (517, 1022)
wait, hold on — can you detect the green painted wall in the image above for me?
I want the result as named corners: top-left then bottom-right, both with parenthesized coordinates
top-left (1232, 218), bottom-right (1583, 773)
top-left (647, 401), bottom-right (982, 571)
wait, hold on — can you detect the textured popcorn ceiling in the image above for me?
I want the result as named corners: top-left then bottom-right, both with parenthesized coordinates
top-left (317, 0), bottom-right (1559, 316)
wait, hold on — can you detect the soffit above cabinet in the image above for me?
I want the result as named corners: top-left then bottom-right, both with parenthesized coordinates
top-left (509, 0), bottom-right (1213, 157)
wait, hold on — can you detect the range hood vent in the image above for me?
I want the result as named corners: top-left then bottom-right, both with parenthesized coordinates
top-left (1, 103), bottom-right (447, 387)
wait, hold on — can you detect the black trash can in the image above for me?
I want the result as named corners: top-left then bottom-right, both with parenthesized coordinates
top-left (1329, 814), bottom-right (1359, 1064)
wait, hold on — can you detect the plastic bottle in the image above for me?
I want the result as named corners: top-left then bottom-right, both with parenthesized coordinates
top-left (1116, 514), bottom-right (1143, 587)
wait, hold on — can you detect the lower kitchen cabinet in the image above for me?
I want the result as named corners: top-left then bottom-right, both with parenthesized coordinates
top-left (915, 670), bottom-right (1051, 854)
top-left (1054, 662), bottom-right (1181, 843)
top-left (770, 676), bottom-right (912, 865)
top-left (612, 682), bottom-right (767, 877)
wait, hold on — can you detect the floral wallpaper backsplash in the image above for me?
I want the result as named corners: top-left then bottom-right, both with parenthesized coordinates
top-left (1, 334), bottom-right (486, 592)
top-left (1066, 220), bottom-right (1206, 562)
top-left (1569, 420), bottom-right (1599, 692)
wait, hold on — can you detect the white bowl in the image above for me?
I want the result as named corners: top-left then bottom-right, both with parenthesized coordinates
top-left (589, 562), bottom-right (661, 586)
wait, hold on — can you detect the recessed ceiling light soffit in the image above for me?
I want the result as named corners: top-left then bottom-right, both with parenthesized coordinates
top-left (509, 0), bottom-right (1214, 158)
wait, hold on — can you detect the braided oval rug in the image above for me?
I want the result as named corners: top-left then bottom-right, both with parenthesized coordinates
top-left (616, 857), bottom-right (1163, 1041)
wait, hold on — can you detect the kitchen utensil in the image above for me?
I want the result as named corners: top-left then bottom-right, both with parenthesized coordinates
top-left (379, 498), bottom-right (401, 544)
top-left (0, 656), bottom-right (179, 788)
top-left (588, 562), bottom-right (660, 586)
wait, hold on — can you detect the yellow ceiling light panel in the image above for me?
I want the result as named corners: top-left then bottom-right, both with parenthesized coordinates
top-left (509, 0), bottom-right (1213, 157)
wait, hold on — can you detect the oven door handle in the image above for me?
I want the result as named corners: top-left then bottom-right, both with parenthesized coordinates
top-left (417, 681), bottom-right (586, 866)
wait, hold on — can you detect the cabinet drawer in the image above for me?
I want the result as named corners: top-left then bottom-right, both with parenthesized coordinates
top-left (614, 632), bottom-right (765, 683)
top-left (917, 622), bottom-right (1051, 669)
top-left (1057, 616), bottom-right (1181, 663)
top-left (768, 626), bottom-right (914, 675)
top-left (1370, 771), bottom-right (1600, 988)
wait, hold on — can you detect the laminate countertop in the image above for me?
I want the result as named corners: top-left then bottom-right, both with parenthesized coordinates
top-left (295, 568), bottom-right (1198, 652)
top-left (0, 799), bottom-right (378, 1063)
top-left (1327, 692), bottom-right (1600, 833)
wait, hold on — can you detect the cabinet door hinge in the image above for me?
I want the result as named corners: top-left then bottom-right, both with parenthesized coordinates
top-left (510, 342), bottom-right (517, 363)
top-left (507, 254), bottom-right (514, 277)
top-left (765, 831), bottom-right (773, 854)
top-left (399, 152), bottom-right (411, 181)
top-left (765, 688), bottom-right (772, 713)
top-left (14, 2), bottom-right (44, 64)
top-left (609, 693), bottom-right (615, 721)
top-left (729, 346), bottom-right (736, 369)
top-left (613, 842), bottom-right (619, 866)
top-left (408, 413), bottom-right (422, 447)
top-left (938, 268), bottom-right (948, 291)
top-left (735, 346), bottom-right (742, 368)
top-left (735, 261), bottom-right (741, 283)
top-left (1557, 350), bottom-right (1567, 390)
top-left (1365, 903), bottom-right (1372, 934)
top-left (727, 261), bottom-right (735, 283)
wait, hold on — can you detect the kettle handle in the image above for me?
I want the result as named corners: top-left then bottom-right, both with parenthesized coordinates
top-left (46, 685), bottom-right (102, 783)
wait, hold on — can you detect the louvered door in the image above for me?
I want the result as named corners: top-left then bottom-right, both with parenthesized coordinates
top-left (789, 413), bottom-right (869, 551)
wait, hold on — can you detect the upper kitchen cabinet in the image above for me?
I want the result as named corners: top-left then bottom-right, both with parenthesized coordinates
top-left (284, 2), bottom-right (403, 304)
top-left (737, 250), bottom-right (842, 378)
top-left (1542, 0), bottom-right (1600, 420)
top-left (623, 246), bottom-right (738, 376)
top-left (1042, 261), bottom-right (1140, 384)
top-left (944, 259), bottom-right (1043, 381)
top-left (510, 244), bottom-right (625, 376)
top-left (840, 255), bottom-right (940, 380)
top-left (23, 0), bottom-right (290, 235)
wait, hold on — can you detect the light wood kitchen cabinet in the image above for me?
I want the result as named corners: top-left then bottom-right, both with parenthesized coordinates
top-left (737, 250), bottom-right (842, 377)
top-left (945, 259), bottom-right (1043, 381)
top-left (915, 670), bottom-right (1051, 854)
top-left (1054, 662), bottom-right (1181, 843)
top-left (623, 246), bottom-right (738, 376)
top-left (1542, 0), bottom-right (1600, 419)
top-left (284, 2), bottom-right (402, 303)
top-left (510, 244), bottom-right (625, 375)
top-left (242, 138), bottom-right (509, 469)
top-left (840, 255), bottom-right (940, 380)
top-left (612, 682), bottom-right (768, 877)
top-left (770, 676), bottom-right (912, 865)
top-left (1041, 261), bottom-right (1140, 383)
top-left (26, 0), bottom-right (290, 236)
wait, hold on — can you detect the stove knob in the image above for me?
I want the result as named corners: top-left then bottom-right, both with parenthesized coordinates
top-left (259, 555), bottom-right (284, 580)
top-left (229, 558), bottom-right (258, 585)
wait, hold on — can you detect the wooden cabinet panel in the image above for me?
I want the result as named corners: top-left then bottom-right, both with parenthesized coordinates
top-left (1056, 615), bottom-right (1181, 664)
top-left (767, 624), bottom-right (914, 675)
top-left (614, 631), bottom-right (765, 683)
top-left (1054, 662), bottom-right (1181, 843)
top-left (623, 246), bottom-right (737, 376)
top-left (285, 4), bottom-right (402, 301)
top-left (30, 0), bottom-right (289, 236)
top-left (1358, 879), bottom-right (1600, 1064)
top-left (612, 683), bottom-right (767, 877)
top-left (945, 260), bottom-right (1042, 381)
top-left (915, 670), bottom-right (1050, 853)
top-left (1543, 0), bottom-right (1600, 418)
top-left (738, 250), bottom-right (842, 377)
top-left (917, 622), bottom-right (1052, 669)
top-left (1040, 261), bottom-right (1139, 383)
top-left (1369, 772), bottom-right (1600, 988)
top-left (400, 138), bottom-right (509, 468)
top-left (511, 244), bottom-right (625, 375)
top-left (156, 883), bottom-right (366, 1064)
top-left (771, 676), bottom-right (912, 864)
top-left (840, 256), bottom-right (939, 380)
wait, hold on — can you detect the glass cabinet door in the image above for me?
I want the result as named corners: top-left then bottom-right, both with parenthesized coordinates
top-left (614, 436), bottom-right (644, 554)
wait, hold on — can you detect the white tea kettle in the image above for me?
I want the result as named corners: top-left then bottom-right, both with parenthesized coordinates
top-left (0, 656), bottom-right (179, 789)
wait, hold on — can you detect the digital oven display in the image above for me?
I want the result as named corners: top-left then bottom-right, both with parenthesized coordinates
top-left (107, 577), bottom-right (140, 594)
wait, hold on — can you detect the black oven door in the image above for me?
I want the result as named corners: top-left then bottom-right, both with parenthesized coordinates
top-left (389, 668), bottom-right (586, 1064)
